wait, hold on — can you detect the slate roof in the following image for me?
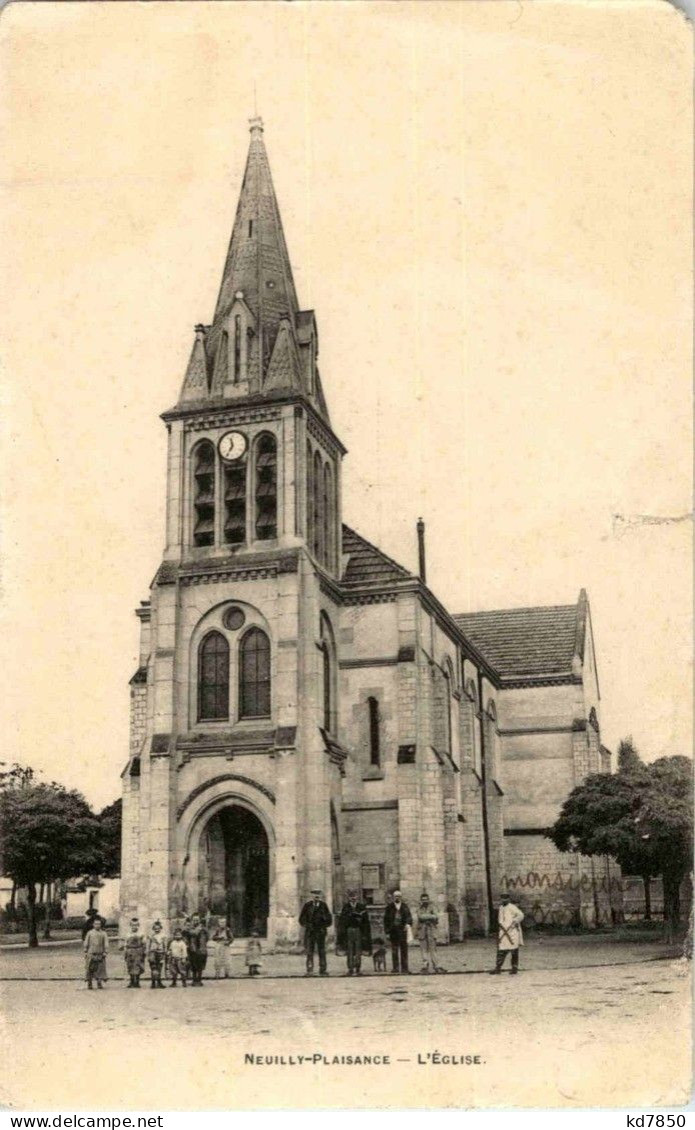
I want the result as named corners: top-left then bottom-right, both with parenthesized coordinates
top-left (453, 601), bottom-right (582, 679)
top-left (341, 525), bottom-right (415, 589)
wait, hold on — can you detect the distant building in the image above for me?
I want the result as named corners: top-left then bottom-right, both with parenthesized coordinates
top-left (120, 119), bottom-right (615, 946)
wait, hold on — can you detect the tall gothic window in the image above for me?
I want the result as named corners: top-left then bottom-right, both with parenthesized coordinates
top-left (323, 462), bottom-right (333, 572)
top-left (255, 433), bottom-right (277, 540)
top-left (443, 661), bottom-right (453, 752)
top-left (234, 316), bottom-right (242, 381)
top-left (192, 441), bottom-right (215, 547)
top-left (313, 450), bottom-right (324, 563)
top-left (320, 613), bottom-right (336, 733)
top-left (322, 643), bottom-right (331, 731)
top-left (306, 442), bottom-right (314, 550)
top-left (223, 457), bottom-right (246, 546)
top-left (239, 628), bottom-right (271, 719)
top-left (368, 696), bottom-right (380, 766)
top-left (198, 631), bottom-right (229, 721)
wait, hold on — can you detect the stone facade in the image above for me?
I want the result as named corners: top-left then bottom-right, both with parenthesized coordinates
top-left (120, 120), bottom-right (614, 946)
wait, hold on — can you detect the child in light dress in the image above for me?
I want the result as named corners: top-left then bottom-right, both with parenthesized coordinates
top-left (168, 928), bottom-right (188, 987)
top-left (212, 924), bottom-right (234, 978)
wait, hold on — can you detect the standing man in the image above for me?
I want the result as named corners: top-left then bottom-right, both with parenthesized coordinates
top-left (337, 889), bottom-right (372, 976)
top-left (299, 888), bottom-right (332, 977)
top-left (83, 915), bottom-right (109, 990)
top-left (417, 892), bottom-right (442, 974)
top-left (183, 912), bottom-right (209, 986)
top-left (490, 892), bottom-right (524, 975)
top-left (384, 889), bottom-right (413, 974)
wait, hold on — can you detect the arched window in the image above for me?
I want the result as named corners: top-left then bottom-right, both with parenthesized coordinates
top-left (467, 679), bottom-right (482, 777)
top-left (322, 643), bottom-right (331, 731)
top-left (198, 631), bottom-right (229, 721)
top-left (320, 613), bottom-right (336, 733)
top-left (223, 455), bottom-right (246, 546)
top-left (443, 661), bottom-right (453, 752)
top-left (233, 316), bottom-right (241, 381)
top-left (306, 442), bottom-right (314, 549)
top-left (323, 462), bottom-right (333, 571)
top-left (486, 699), bottom-right (499, 781)
top-left (192, 441), bottom-right (215, 547)
top-left (215, 332), bottom-right (228, 388)
top-left (255, 433), bottom-right (277, 541)
top-left (368, 696), bottom-right (380, 766)
top-left (313, 451), bottom-right (323, 562)
top-left (239, 628), bottom-right (271, 719)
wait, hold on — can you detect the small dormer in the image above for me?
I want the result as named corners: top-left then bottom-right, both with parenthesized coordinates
top-left (211, 292), bottom-right (257, 399)
top-left (296, 309), bottom-right (318, 399)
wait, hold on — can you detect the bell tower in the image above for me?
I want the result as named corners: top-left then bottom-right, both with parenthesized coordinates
top-left (162, 116), bottom-right (343, 574)
top-left (121, 119), bottom-right (348, 946)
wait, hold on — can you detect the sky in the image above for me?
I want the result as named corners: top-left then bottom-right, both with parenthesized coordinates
top-left (1, 1), bottom-right (692, 809)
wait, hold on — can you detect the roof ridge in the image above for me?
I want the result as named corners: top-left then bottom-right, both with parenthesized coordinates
top-left (341, 523), bottom-right (414, 580)
top-left (453, 602), bottom-right (577, 619)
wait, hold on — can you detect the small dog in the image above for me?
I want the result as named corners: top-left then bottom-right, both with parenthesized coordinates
top-left (372, 938), bottom-right (387, 973)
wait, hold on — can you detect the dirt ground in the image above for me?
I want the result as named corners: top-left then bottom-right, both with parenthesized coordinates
top-left (0, 937), bottom-right (690, 1111)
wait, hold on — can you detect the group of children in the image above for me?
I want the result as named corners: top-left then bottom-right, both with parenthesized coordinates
top-left (120, 916), bottom-right (263, 988)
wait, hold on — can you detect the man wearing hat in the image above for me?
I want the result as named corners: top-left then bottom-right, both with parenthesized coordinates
top-left (417, 892), bottom-right (442, 974)
top-left (490, 892), bottom-right (524, 974)
top-left (299, 888), bottom-right (332, 976)
top-left (183, 912), bottom-right (209, 986)
top-left (147, 919), bottom-right (168, 989)
top-left (337, 889), bottom-right (372, 976)
top-left (383, 889), bottom-right (413, 974)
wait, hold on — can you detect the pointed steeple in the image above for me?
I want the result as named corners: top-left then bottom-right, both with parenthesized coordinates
top-left (211, 116), bottom-right (298, 346)
top-left (176, 119), bottom-right (329, 421)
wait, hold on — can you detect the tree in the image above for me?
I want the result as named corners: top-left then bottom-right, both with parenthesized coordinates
top-left (98, 798), bottom-right (122, 878)
top-left (634, 757), bottom-right (693, 941)
top-left (0, 782), bottom-right (100, 946)
top-left (617, 736), bottom-right (642, 777)
top-left (615, 738), bottom-right (658, 918)
top-left (547, 756), bottom-right (693, 940)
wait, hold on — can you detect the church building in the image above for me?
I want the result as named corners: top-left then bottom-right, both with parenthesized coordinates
top-left (120, 119), bottom-right (614, 946)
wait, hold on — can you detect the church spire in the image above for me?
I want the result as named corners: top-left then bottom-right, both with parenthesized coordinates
top-left (171, 115), bottom-right (337, 421)
top-left (211, 116), bottom-right (299, 350)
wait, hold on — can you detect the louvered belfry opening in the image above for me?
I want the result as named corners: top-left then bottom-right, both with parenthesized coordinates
top-left (193, 441), bottom-right (215, 547)
top-left (255, 433), bottom-right (277, 540)
top-left (224, 458), bottom-right (247, 546)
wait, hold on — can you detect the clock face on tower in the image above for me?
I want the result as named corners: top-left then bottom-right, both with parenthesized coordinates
top-left (218, 430), bottom-right (248, 462)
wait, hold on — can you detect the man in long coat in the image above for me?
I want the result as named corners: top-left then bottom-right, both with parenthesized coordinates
top-left (299, 888), bottom-right (332, 976)
top-left (383, 889), bottom-right (413, 974)
top-left (337, 890), bottom-right (372, 976)
top-left (490, 892), bottom-right (524, 974)
top-left (183, 912), bottom-right (209, 986)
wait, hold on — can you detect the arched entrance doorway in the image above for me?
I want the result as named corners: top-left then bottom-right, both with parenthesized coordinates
top-left (201, 805), bottom-right (270, 937)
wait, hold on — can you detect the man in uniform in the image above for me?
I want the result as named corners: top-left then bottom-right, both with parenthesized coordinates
top-left (337, 889), bottom-right (372, 976)
top-left (384, 889), bottom-right (413, 974)
top-left (489, 892), bottom-right (524, 975)
top-left (299, 888), bottom-right (332, 977)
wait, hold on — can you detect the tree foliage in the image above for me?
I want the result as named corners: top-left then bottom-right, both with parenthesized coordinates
top-left (0, 778), bottom-right (101, 946)
top-left (548, 754), bottom-right (693, 936)
top-left (98, 798), bottom-right (122, 878)
top-left (617, 736), bottom-right (642, 776)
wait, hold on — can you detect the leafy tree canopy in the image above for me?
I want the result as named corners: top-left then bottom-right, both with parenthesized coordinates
top-left (617, 736), bottom-right (642, 776)
top-left (0, 782), bottom-right (101, 889)
top-left (547, 755), bottom-right (693, 928)
top-left (98, 798), bottom-right (122, 878)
